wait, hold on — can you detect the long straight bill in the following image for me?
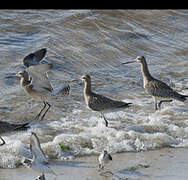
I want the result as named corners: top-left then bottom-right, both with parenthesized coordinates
top-left (122, 59), bottom-right (137, 64)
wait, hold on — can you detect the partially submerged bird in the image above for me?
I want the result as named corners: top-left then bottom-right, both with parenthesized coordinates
top-left (122, 56), bottom-right (188, 110)
top-left (81, 73), bottom-right (131, 127)
top-left (98, 150), bottom-right (112, 171)
top-left (0, 120), bottom-right (29, 146)
top-left (23, 132), bottom-right (56, 180)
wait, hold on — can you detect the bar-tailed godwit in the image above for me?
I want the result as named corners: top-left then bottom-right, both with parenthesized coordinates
top-left (123, 56), bottom-right (188, 110)
top-left (81, 73), bottom-right (131, 127)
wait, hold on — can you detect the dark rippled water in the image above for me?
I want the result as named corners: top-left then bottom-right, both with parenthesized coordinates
top-left (1, 9), bottom-right (188, 168)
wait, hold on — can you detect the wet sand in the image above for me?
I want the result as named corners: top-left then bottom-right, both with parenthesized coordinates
top-left (0, 147), bottom-right (188, 180)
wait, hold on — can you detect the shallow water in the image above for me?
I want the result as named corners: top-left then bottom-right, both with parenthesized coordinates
top-left (1, 9), bottom-right (188, 168)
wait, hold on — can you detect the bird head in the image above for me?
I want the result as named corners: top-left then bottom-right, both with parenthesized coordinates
top-left (122, 56), bottom-right (146, 65)
top-left (16, 70), bottom-right (28, 78)
top-left (80, 73), bottom-right (91, 82)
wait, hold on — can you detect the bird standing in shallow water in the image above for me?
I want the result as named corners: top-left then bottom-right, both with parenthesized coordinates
top-left (122, 56), bottom-right (188, 110)
top-left (15, 49), bottom-right (70, 120)
top-left (81, 73), bottom-right (131, 127)
top-left (16, 64), bottom-right (54, 120)
top-left (98, 150), bottom-right (112, 171)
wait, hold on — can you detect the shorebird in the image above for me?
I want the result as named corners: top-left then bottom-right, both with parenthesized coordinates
top-left (16, 59), bottom-right (70, 120)
top-left (6, 49), bottom-right (70, 120)
top-left (16, 63), bottom-right (54, 120)
top-left (0, 121), bottom-right (29, 146)
top-left (5, 48), bottom-right (47, 80)
top-left (23, 132), bottom-right (56, 180)
top-left (98, 150), bottom-right (112, 171)
top-left (122, 56), bottom-right (188, 110)
top-left (81, 73), bottom-right (131, 127)
top-left (16, 64), bottom-right (70, 120)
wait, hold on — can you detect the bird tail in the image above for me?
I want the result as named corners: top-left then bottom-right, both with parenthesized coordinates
top-left (60, 84), bottom-right (70, 96)
top-left (180, 94), bottom-right (188, 102)
top-left (174, 93), bottom-right (188, 102)
top-left (50, 84), bottom-right (70, 96)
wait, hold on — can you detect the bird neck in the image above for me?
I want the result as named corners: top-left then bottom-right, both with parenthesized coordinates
top-left (140, 61), bottom-right (153, 81)
top-left (84, 80), bottom-right (92, 95)
top-left (20, 75), bottom-right (31, 87)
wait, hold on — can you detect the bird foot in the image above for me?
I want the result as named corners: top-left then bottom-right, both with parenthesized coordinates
top-left (0, 136), bottom-right (5, 146)
top-left (158, 100), bottom-right (173, 109)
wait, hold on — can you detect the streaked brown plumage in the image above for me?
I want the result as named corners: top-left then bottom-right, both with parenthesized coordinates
top-left (81, 74), bottom-right (131, 127)
top-left (123, 56), bottom-right (188, 110)
top-left (0, 121), bottom-right (29, 146)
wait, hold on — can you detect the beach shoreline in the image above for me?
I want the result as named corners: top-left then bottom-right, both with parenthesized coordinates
top-left (1, 147), bottom-right (188, 180)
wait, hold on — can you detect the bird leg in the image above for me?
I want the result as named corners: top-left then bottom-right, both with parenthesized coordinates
top-left (35, 101), bottom-right (47, 120)
top-left (98, 164), bottom-right (101, 171)
top-left (158, 100), bottom-right (173, 109)
top-left (153, 97), bottom-right (158, 110)
top-left (0, 136), bottom-right (5, 146)
top-left (100, 112), bottom-right (109, 127)
top-left (98, 164), bottom-right (104, 171)
top-left (41, 102), bottom-right (51, 120)
top-left (155, 103), bottom-right (158, 110)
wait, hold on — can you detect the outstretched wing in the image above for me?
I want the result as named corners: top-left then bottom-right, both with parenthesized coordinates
top-left (27, 64), bottom-right (53, 93)
top-left (30, 132), bottom-right (48, 164)
top-left (23, 48), bottom-right (47, 67)
top-left (0, 121), bottom-right (29, 134)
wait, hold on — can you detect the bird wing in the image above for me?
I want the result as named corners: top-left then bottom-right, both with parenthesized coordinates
top-left (88, 93), bottom-right (128, 111)
top-left (28, 63), bottom-right (52, 73)
top-left (27, 64), bottom-right (53, 93)
top-left (107, 154), bottom-right (112, 161)
top-left (146, 79), bottom-right (179, 98)
top-left (30, 132), bottom-right (48, 164)
top-left (51, 84), bottom-right (70, 96)
top-left (0, 121), bottom-right (29, 134)
top-left (23, 48), bottom-right (47, 67)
